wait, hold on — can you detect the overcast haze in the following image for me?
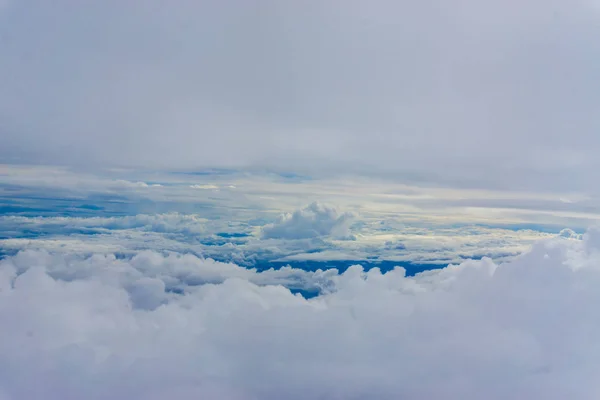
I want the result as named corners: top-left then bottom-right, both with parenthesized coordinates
top-left (2, 0), bottom-right (600, 189)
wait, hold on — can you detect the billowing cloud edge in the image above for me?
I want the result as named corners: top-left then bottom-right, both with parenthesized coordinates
top-left (261, 202), bottom-right (355, 240)
top-left (0, 229), bottom-right (599, 399)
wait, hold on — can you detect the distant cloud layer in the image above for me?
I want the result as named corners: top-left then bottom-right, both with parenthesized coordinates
top-left (0, 232), bottom-right (597, 399)
top-left (0, 208), bottom-right (560, 266)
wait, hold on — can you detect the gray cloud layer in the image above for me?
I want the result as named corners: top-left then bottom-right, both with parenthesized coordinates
top-left (2, 1), bottom-right (600, 190)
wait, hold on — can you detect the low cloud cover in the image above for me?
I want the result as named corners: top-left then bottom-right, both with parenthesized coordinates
top-left (0, 205), bottom-right (558, 267)
top-left (0, 213), bottom-right (208, 236)
top-left (0, 232), bottom-right (597, 399)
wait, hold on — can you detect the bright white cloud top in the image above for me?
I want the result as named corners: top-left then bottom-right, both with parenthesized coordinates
top-left (0, 164), bottom-right (596, 398)
top-left (261, 202), bottom-right (355, 240)
top-left (0, 232), bottom-right (596, 399)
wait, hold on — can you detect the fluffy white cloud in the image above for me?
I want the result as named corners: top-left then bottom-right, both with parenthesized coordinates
top-left (1, 233), bottom-right (600, 398)
top-left (1, 212), bottom-right (560, 266)
top-left (262, 202), bottom-right (355, 240)
top-left (2, 249), bottom-right (333, 296)
top-left (559, 228), bottom-right (581, 239)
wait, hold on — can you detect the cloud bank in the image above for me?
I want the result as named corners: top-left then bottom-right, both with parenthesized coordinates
top-left (0, 209), bottom-right (557, 266)
top-left (0, 232), bottom-right (598, 399)
top-left (0, 213), bottom-right (208, 236)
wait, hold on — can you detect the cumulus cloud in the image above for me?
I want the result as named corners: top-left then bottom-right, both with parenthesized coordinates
top-left (559, 228), bottom-right (581, 239)
top-left (1, 212), bottom-right (560, 266)
top-left (1, 233), bottom-right (600, 399)
top-left (262, 202), bottom-right (355, 240)
top-left (3, 249), bottom-right (333, 300)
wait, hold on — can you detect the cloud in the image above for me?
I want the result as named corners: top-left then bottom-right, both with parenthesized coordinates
top-left (0, 166), bottom-right (586, 266)
top-left (559, 228), bottom-right (581, 239)
top-left (2, 1), bottom-right (600, 191)
top-left (189, 184), bottom-right (219, 190)
top-left (0, 213), bottom-right (209, 235)
top-left (261, 202), bottom-right (355, 240)
top-left (3, 249), bottom-right (332, 298)
top-left (3, 164), bottom-right (600, 232)
top-left (1, 211), bottom-right (559, 266)
top-left (1, 233), bottom-right (600, 398)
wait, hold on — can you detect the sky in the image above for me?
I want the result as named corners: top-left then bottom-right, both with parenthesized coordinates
top-left (2, 1), bottom-right (600, 399)
top-left (2, 0), bottom-right (600, 190)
